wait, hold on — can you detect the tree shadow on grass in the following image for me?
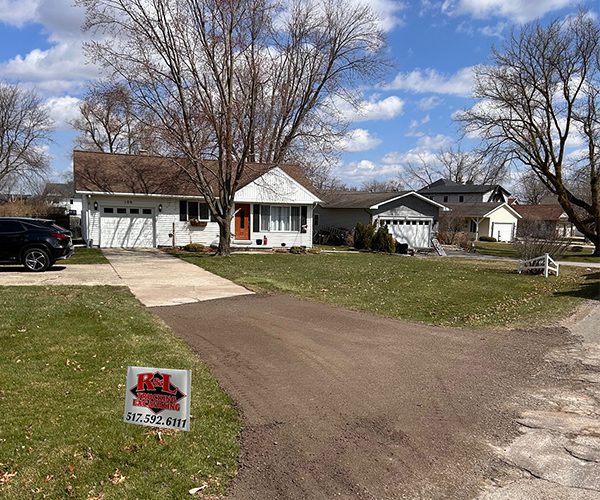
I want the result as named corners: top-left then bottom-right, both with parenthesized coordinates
top-left (554, 272), bottom-right (600, 301)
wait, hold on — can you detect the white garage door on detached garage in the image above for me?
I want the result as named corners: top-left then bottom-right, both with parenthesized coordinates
top-left (100, 207), bottom-right (155, 248)
top-left (382, 219), bottom-right (432, 248)
top-left (492, 222), bottom-right (514, 242)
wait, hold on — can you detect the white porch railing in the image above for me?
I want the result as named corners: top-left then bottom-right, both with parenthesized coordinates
top-left (517, 253), bottom-right (560, 277)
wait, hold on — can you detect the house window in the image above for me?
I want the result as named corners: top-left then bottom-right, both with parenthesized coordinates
top-left (130, 208), bottom-right (139, 214)
top-left (459, 195), bottom-right (464, 203)
top-left (103, 207), bottom-right (114, 214)
top-left (117, 208), bottom-right (127, 214)
top-left (70, 199), bottom-right (74, 205)
top-left (313, 213), bottom-right (319, 226)
top-left (259, 205), bottom-right (303, 232)
top-left (179, 200), bottom-right (210, 221)
top-left (443, 195), bottom-right (449, 203)
top-left (470, 220), bottom-right (477, 233)
top-left (142, 208), bottom-right (152, 215)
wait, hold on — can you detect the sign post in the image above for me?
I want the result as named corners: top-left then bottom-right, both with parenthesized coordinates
top-left (124, 366), bottom-right (191, 432)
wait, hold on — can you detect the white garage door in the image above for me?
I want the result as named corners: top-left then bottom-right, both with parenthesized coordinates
top-left (492, 222), bottom-right (514, 242)
top-left (382, 219), bottom-right (432, 248)
top-left (100, 207), bottom-right (155, 248)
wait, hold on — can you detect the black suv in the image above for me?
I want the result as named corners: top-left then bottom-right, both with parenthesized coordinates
top-left (0, 217), bottom-right (74, 272)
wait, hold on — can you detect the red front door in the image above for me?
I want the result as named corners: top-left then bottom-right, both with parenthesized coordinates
top-left (235, 204), bottom-right (250, 240)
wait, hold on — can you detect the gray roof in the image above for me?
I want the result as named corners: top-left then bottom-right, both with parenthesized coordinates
top-left (418, 178), bottom-right (508, 195)
top-left (445, 202), bottom-right (504, 218)
top-left (318, 190), bottom-right (410, 209)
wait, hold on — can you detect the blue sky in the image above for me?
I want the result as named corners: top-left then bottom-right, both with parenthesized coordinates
top-left (0, 0), bottom-right (595, 188)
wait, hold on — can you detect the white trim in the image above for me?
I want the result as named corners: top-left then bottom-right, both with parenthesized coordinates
top-left (265, 167), bottom-right (322, 204)
top-left (369, 191), bottom-right (450, 210)
top-left (482, 202), bottom-right (522, 219)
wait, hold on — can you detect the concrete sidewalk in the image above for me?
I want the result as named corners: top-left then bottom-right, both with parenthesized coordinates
top-left (103, 249), bottom-right (252, 307)
top-left (0, 263), bottom-right (122, 286)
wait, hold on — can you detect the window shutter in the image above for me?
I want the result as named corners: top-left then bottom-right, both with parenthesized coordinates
top-left (300, 206), bottom-right (308, 233)
top-left (253, 204), bottom-right (260, 232)
top-left (179, 200), bottom-right (187, 222)
top-left (188, 201), bottom-right (199, 219)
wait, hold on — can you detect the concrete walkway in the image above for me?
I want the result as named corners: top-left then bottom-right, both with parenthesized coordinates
top-left (103, 249), bottom-right (252, 307)
top-left (0, 263), bottom-right (122, 286)
top-left (0, 249), bottom-right (252, 307)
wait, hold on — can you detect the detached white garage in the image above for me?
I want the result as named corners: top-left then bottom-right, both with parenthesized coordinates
top-left (380, 219), bottom-right (432, 249)
top-left (99, 207), bottom-right (155, 248)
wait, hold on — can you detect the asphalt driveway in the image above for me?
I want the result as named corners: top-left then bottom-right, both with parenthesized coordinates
top-left (155, 294), bottom-right (570, 499)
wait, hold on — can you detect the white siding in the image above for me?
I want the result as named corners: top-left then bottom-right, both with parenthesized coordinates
top-left (235, 168), bottom-right (319, 204)
top-left (82, 194), bottom-right (314, 248)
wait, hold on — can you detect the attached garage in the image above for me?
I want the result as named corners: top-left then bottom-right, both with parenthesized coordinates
top-left (491, 222), bottom-right (515, 242)
top-left (99, 207), bottom-right (155, 248)
top-left (381, 219), bottom-right (432, 248)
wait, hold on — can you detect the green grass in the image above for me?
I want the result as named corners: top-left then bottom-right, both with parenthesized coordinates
top-left (474, 241), bottom-right (600, 263)
top-left (0, 286), bottom-right (239, 499)
top-left (180, 253), bottom-right (599, 328)
top-left (314, 244), bottom-right (357, 252)
top-left (65, 247), bottom-right (109, 264)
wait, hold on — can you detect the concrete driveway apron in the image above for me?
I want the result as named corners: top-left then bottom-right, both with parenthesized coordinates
top-left (103, 248), bottom-right (253, 307)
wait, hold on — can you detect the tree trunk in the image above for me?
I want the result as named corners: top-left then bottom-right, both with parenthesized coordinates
top-left (593, 237), bottom-right (600, 257)
top-left (216, 215), bottom-right (233, 256)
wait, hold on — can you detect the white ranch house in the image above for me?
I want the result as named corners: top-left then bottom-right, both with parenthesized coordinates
top-left (74, 151), bottom-right (321, 249)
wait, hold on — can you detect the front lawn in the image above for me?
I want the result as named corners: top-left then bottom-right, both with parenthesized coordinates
top-left (180, 253), bottom-right (599, 328)
top-left (65, 247), bottom-right (109, 264)
top-left (0, 286), bottom-right (239, 499)
top-left (474, 241), bottom-right (599, 263)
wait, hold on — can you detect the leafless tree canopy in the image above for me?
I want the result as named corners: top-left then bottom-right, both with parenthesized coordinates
top-left (77, 0), bottom-right (386, 254)
top-left (458, 12), bottom-right (600, 255)
top-left (514, 171), bottom-right (553, 204)
top-left (403, 146), bottom-right (508, 190)
top-left (360, 179), bottom-right (404, 192)
top-left (0, 82), bottom-right (52, 191)
top-left (72, 81), bottom-right (159, 154)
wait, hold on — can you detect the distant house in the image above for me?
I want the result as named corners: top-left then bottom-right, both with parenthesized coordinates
top-left (42, 182), bottom-right (83, 216)
top-left (513, 204), bottom-right (583, 239)
top-left (314, 190), bottom-right (449, 249)
top-left (74, 150), bottom-right (321, 249)
top-left (444, 202), bottom-right (522, 242)
top-left (418, 178), bottom-right (511, 204)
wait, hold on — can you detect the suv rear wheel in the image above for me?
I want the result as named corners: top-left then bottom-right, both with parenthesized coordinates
top-left (23, 248), bottom-right (51, 272)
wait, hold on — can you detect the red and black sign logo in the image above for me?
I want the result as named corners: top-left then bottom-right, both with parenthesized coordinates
top-left (130, 372), bottom-right (186, 414)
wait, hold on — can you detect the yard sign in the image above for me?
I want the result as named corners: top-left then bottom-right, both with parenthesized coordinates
top-left (124, 366), bottom-right (191, 431)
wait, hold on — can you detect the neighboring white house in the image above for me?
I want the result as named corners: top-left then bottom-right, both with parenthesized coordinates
top-left (73, 150), bottom-right (321, 249)
top-left (445, 202), bottom-right (522, 242)
top-left (314, 190), bottom-right (449, 249)
top-left (42, 182), bottom-right (83, 216)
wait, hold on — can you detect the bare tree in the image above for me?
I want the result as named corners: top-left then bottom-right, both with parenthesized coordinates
top-left (77, 0), bottom-right (385, 255)
top-left (0, 82), bottom-right (52, 191)
top-left (459, 12), bottom-right (600, 255)
top-left (402, 146), bottom-right (508, 190)
top-left (72, 81), bottom-right (158, 154)
top-left (361, 179), bottom-right (404, 192)
top-left (514, 171), bottom-right (553, 204)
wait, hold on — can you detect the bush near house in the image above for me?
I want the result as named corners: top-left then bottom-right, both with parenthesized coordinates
top-left (372, 226), bottom-right (396, 253)
top-left (183, 243), bottom-right (206, 253)
top-left (353, 222), bottom-right (375, 250)
top-left (479, 236), bottom-right (497, 242)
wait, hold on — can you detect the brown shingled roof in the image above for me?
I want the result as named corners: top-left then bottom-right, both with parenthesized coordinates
top-left (513, 204), bottom-right (566, 221)
top-left (73, 150), bottom-right (319, 198)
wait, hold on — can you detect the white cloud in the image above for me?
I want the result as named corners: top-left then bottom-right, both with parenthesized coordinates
top-left (44, 96), bottom-right (81, 130)
top-left (0, 42), bottom-right (96, 92)
top-left (333, 95), bottom-right (405, 122)
top-left (336, 128), bottom-right (382, 152)
top-left (479, 21), bottom-right (507, 38)
top-left (441, 0), bottom-right (578, 23)
top-left (417, 96), bottom-right (442, 110)
top-left (386, 66), bottom-right (475, 97)
top-left (0, 0), bottom-right (38, 27)
top-left (335, 159), bottom-right (402, 184)
top-left (405, 114), bottom-right (430, 137)
top-left (355, 0), bottom-right (406, 31)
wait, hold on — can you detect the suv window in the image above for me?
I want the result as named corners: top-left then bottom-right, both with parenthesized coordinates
top-left (0, 221), bottom-right (24, 233)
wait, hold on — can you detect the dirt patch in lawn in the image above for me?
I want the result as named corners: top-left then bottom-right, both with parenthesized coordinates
top-left (155, 294), bottom-right (575, 499)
